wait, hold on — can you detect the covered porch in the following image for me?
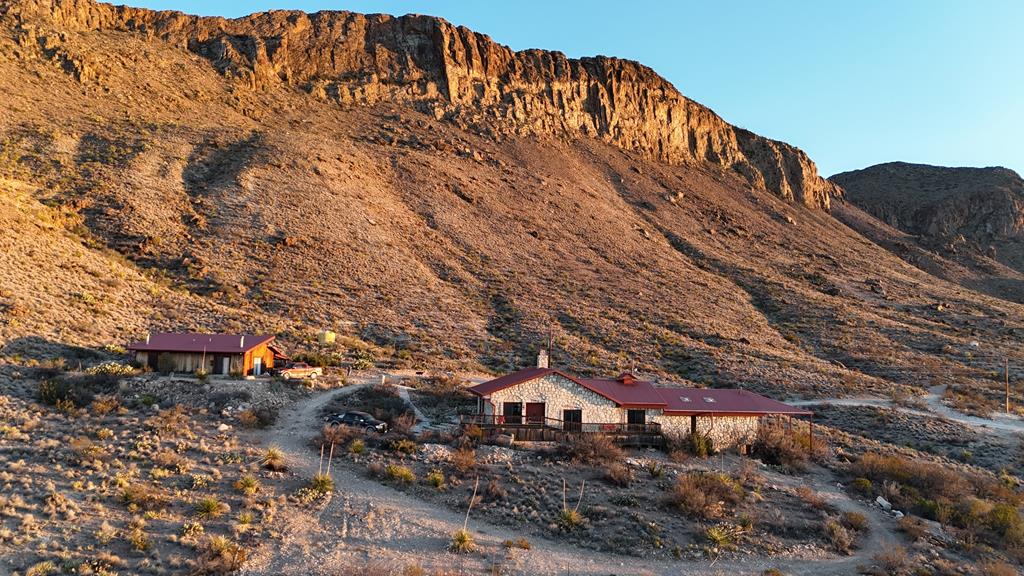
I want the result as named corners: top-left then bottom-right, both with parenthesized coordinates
top-left (459, 413), bottom-right (664, 447)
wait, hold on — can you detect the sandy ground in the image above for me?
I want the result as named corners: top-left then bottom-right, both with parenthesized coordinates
top-left (239, 384), bottom-right (902, 576)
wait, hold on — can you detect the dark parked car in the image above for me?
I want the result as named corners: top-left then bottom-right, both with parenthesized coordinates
top-left (325, 410), bottom-right (388, 434)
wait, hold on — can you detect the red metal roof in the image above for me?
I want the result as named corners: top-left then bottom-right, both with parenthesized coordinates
top-left (469, 368), bottom-right (810, 415)
top-left (468, 368), bottom-right (667, 408)
top-left (657, 387), bottom-right (812, 416)
top-left (127, 333), bottom-right (275, 354)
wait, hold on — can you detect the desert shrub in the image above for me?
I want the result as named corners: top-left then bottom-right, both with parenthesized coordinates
top-left (385, 464), bottom-right (415, 484)
top-left (238, 406), bottom-right (278, 428)
top-left (457, 424), bottom-right (484, 448)
top-left (194, 496), bottom-right (228, 519)
top-left (194, 535), bottom-right (248, 575)
top-left (896, 515), bottom-right (926, 540)
top-left (145, 405), bottom-right (193, 437)
top-left (684, 431), bottom-right (715, 458)
top-left (121, 483), bottom-right (169, 511)
top-left (426, 470), bottom-right (445, 489)
top-left (854, 453), bottom-right (971, 503)
top-left (796, 486), bottom-right (829, 510)
top-left (348, 438), bottom-right (366, 455)
top-left (38, 379), bottom-right (91, 407)
top-left (485, 478), bottom-right (506, 501)
top-left (309, 473), bottom-right (334, 495)
top-left (25, 561), bottom-right (58, 576)
top-left (647, 461), bottom-right (666, 479)
top-left (704, 524), bottom-right (740, 550)
top-left (503, 537), bottom-right (531, 550)
top-left (233, 476), bottom-right (260, 497)
top-left (560, 434), bottom-right (624, 465)
top-left (979, 560), bottom-right (1019, 576)
top-left (90, 394), bottom-right (120, 416)
top-left (181, 520), bottom-right (205, 540)
top-left (126, 527), bottom-right (151, 551)
top-left (670, 472), bottom-right (743, 519)
top-left (261, 447), bottom-right (287, 471)
top-left (872, 545), bottom-right (908, 574)
top-left (751, 425), bottom-right (808, 471)
top-left (391, 412), bottom-right (417, 435)
top-left (390, 438), bottom-right (418, 455)
top-left (449, 528), bottom-right (474, 553)
top-left (86, 361), bottom-right (135, 376)
top-left (988, 503), bottom-right (1024, 547)
top-left (319, 423), bottom-right (357, 446)
top-left (557, 508), bottom-right (585, 529)
top-left (851, 477), bottom-right (874, 496)
top-left (450, 447), bottom-right (477, 473)
top-left (841, 511), bottom-right (869, 532)
top-left (603, 462), bottom-right (634, 487)
top-left (823, 518), bottom-right (853, 554)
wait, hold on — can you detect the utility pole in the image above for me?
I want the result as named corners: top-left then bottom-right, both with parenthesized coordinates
top-left (1006, 358), bottom-right (1011, 414)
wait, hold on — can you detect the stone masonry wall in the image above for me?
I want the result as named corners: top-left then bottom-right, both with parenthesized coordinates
top-left (486, 374), bottom-right (623, 424)
top-left (651, 411), bottom-right (760, 449)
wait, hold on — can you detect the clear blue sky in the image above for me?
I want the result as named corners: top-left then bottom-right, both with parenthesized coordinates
top-left (131, 0), bottom-right (1022, 177)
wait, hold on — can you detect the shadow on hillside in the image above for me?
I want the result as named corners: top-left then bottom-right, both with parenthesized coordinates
top-left (0, 336), bottom-right (107, 363)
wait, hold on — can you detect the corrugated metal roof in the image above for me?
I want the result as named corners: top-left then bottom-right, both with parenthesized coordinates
top-left (657, 387), bottom-right (812, 415)
top-left (469, 368), bottom-right (811, 415)
top-left (127, 333), bottom-right (275, 354)
top-left (468, 368), bottom-right (667, 407)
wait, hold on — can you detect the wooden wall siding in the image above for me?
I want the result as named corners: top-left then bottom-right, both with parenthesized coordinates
top-left (241, 344), bottom-right (275, 375)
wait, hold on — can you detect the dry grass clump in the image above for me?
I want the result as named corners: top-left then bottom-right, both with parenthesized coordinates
top-left (602, 461), bottom-right (633, 487)
top-left (120, 482), bottom-right (169, 512)
top-left (194, 496), bottom-right (229, 519)
top-left (193, 535), bottom-right (248, 575)
top-left (870, 545), bottom-right (908, 575)
top-left (670, 472), bottom-right (743, 520)
top-left (823, 518), bottom-right (852, 554)
top-left (385, 464), bottom-right (416, 484)
top-left (90, 394), bottom-right (120, 416)
top-left (237, 406), bottom-right (278, 428)
top-left (233, 475), bottom-right (260, 497)
top-left (449, 447), bottom-right (477, 473)
top-left (145, 405), bottom-right (194, 438)
top-left (449, 528), bottom-right (474, 553)
top-left (979, 559), bottom-right (1019, 576)
top-left (560, 433), bottom-right (624, 465)
top-left (261, 446), bottom-right (287, 471)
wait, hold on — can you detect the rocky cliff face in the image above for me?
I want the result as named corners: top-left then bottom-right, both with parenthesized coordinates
top-left (5, 0), bottom-right (839, 208)
top-left (832, 162), bottom-right (1024, 247)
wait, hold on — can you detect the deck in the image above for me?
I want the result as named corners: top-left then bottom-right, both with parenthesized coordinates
top-left (460, 414), bottom-right (665, 447)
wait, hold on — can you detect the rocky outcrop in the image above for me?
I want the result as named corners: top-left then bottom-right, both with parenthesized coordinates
top-left (6, 0), bottom-right (839, 208)
top-left (832, 162), bottom-right (1024, 260)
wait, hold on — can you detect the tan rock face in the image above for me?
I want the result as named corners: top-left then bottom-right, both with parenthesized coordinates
top-left (8, 0), bottom-right (839, 208)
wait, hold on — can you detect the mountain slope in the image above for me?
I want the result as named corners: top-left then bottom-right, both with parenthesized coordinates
top-left (5, 0), bottom-right (839, 208)
top-left (1, 0), bottom-right (1023, 407)
top-left (832, 162), bottom-right (1024, 303)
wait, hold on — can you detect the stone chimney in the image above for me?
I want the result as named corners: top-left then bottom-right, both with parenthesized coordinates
top-left (536, 348), bottom-right (549, 369)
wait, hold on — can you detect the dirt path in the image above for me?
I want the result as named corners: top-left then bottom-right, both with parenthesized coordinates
top-left (790, 385), bottom-right (1024, 438)
top-left (241, 386), bottom-right (902, 575)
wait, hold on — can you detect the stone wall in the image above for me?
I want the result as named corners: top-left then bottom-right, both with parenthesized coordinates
top-left (651, 411), bottom-right (760, 449)
top-left (486, 374), bottom-right (623, 424)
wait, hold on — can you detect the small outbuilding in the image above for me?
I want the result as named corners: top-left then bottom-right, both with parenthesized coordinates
top-left (127, 332), bottom-right (282, 376)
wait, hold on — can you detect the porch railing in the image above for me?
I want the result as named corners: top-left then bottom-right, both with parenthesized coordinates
top-left (459, 413), bottom-right (662, 435)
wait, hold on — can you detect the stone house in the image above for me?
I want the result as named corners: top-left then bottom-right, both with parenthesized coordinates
top-left (467, 357), bottom-right (810, 449)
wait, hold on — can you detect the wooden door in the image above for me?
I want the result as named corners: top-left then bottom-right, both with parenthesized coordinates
top-left (563, 409), bottom-right (582, 432)
top-left (627, 409), bottom-right (646, 431)
top-left (525, 402), bottom-right (545, 425)
top-left (502, 402), bottom-right (522, 425)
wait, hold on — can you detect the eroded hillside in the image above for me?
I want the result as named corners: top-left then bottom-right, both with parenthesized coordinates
top-left (0, 0), bottom-right (1023, 407)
